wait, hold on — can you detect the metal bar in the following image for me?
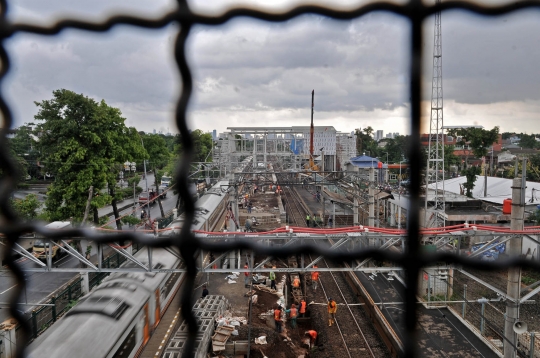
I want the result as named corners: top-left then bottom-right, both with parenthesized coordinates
top-left (4, 266), bottom-right (406, 273)
top-left (9, 243), bottom-right (47, 267)
top-left (458, 269), bottom-right (513, 302)
top-left (54, 240), bottom-right (98, 270)
top-left (305, 237), bottom-right (349, 268)
top-left (108, 245), bottom-right (149, 271)
top-left (468, 235), bottom-right (507, 258)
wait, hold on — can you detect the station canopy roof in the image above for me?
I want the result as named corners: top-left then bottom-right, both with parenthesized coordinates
top-left (428, 176), bottom-right (540, 205)
top-left (349, 155), bottom-right (387, 169)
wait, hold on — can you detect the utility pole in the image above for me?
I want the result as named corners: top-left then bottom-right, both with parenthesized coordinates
top-left (504, 162), bottom-right (526, 358)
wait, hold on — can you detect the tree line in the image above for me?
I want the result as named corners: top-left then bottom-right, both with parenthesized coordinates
top-left (8, 89), bottom-right (214, 225)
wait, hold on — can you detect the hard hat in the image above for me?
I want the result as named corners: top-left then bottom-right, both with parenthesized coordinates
top-left (328, 297), bottom-right (332, 301)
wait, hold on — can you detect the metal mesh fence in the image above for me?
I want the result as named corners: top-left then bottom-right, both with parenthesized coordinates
top-left (1, 1), bottom-right (540, 358)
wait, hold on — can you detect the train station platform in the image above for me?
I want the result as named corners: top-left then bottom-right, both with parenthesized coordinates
top-left (355, 270), bottom-right (499, 357)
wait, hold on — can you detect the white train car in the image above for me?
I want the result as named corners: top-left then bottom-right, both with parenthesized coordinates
top-left (166, 179), bottom-right (231, 234)
top-left (27, 247), bottom-right (183, 358)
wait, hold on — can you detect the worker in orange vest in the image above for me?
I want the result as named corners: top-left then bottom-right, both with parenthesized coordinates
top-left (299, 299), bottom-right (307, 317)
top-left (328, 297), bottom-right (337, 326)
top-left (305, 330), bottom-right (318, 347)
top-left (311, 265), bottom-right (319, 291)
top-left (285, 303), bottom-right (298, 328)
top-left (292, 276), bottom-right (300, 288)
top-left (274, 305), bottom-right (283, 333)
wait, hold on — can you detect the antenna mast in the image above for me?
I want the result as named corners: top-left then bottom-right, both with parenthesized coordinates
top-left (425, 0), bottom-right (445, 228)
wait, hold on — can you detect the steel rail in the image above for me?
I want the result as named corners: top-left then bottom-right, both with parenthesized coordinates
top-left (312, 254), bottom-right (353, 358)
top-left (283, 186), bottom-right (305, 226)
top-left (321, 256), bottom-right (377, 358)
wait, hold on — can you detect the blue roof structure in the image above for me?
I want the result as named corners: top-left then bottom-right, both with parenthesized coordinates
top-left (349, 155), bottom-right (387, 168)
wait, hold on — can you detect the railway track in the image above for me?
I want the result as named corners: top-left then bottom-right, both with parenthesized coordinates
top-left (310, 255), bottom-right (391, 358)
top-left (283, 186), bottom-right (308, 226)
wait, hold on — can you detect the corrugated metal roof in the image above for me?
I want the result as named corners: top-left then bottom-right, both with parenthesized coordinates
top-left (428, 176), bottom-right (540, 205)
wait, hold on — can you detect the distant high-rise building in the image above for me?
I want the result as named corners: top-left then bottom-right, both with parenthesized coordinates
top-left (212, 129), bottom-right (217, 140)
top-left (376, 130), bottom-right (384, 141)
top-left (393, 132), bottom-right (400, 138)
top-left (153, 129), bottom-right (156, 134)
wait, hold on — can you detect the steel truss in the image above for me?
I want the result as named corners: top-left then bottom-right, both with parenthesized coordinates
top-left (425, 0), bottom-right (445, 228)
top-left (5, 230), bottom-right (533, 275)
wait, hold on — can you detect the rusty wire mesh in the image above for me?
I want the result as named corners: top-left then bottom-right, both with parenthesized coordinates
top-left (2, 1), bottom-right (540, 357)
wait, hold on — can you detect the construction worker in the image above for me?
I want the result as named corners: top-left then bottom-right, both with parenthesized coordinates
top-left (292, 276), bottom-right (300, 288)
top-left (306, 214), bottom-right (310, 227)
top-left (285, 303), bottom-right (298, 328)
top-left (311, 266), bottom-right (319, 291)
top-left (201, 285), bottom-right (209, 298)
top-left (327, 297), bottom-right (337, 326)
top-left (269, 266), bottom-right (277, 290)
top-left (299, 299), bottom-right (307, 317)
top-left (244, 262), bottom-right (250, 287)
top-left (305, 330), bottom-right (318, 347)
top-left (274, 305), bottom-right (283, 333)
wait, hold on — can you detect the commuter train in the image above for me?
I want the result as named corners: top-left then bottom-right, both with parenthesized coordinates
top-left (166, 179), bottom-right (232, 234)
top-left (27, 247), bottom-right (183, 358)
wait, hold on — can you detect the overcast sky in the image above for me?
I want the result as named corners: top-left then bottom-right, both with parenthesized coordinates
top-left (3, 0), bottom-right (540, 137)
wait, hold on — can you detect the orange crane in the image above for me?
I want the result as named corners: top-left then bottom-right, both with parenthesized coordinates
top-left (304, 89), bottom-right (319, 171)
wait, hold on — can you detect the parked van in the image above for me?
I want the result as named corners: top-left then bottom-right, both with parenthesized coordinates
top-left (33, 221), bottom-right (72, 261)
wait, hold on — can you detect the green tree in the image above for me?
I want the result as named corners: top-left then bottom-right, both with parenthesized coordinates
top-left (141, 133), bottom-right (171, 169)
top-left (34, 89), bottom-right (144, 224)
top-left (519, 133), bottom-right (539, 149)
top-left (11, 194), bottom-right (41, 220)
top-left (7, 124), bottom-right (40, 180)
top-left (140, 133), bottom-right (171, 218)
top-left (461, 166), bottom-right (481, 198)
top-left (444, 145), bottom-right (460, 170)
top-left (448, 126), bottom-right (500, 196)
top-left (355, 127), bottom-right (376, 156)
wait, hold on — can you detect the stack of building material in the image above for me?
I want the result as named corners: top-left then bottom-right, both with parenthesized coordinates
top-left (162, 295), bottom-right (229, 358)
top-left (212, 325), bottom-right (234, 352)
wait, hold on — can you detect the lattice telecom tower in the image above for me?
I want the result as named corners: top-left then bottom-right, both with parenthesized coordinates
top-left (425, 0), bottom-right (445, 228)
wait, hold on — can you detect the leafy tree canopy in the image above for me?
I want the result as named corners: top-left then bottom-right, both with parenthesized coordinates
top-left (141, 133), bottom-right (171, 169)
top-left (448, 126), bottom-right (500, 159)
top-left (518, 133), bottom-right (540, 149)
top-left (34, 89), bottom-right (144, 221)
top-left (11, 194), bottom-right (41, 221)
top-left (175, 129), bottom-right (214, 162)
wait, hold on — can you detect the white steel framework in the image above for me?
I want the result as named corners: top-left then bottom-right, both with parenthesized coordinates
top-left (425, 0), bottom-right (445, 228)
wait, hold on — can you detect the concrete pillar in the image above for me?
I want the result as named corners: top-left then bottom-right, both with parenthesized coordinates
top-left (253, 137), bottom-right (257, 179)
top-left (81, 271), bottom-right (90, 295)
top-left (263, 134), bottom-right (267, 169)
top-left (0, 320), bottom-right (17, 358)
top-left (504, 177), bottom-right (525, 358)
top-left (353, 197), bottom-right (359, 226)
top-left (369, 168), bottom-right (375, 227)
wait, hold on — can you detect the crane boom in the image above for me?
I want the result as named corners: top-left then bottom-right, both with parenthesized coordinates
top-left (310, 89), bottom-right (315, 167)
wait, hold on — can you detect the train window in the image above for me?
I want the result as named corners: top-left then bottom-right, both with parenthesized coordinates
top-left (111, 326), bottom-right (137, 358)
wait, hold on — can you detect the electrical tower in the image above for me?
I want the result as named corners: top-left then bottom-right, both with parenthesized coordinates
top-left (425, 0), bottom-right (445, 228)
